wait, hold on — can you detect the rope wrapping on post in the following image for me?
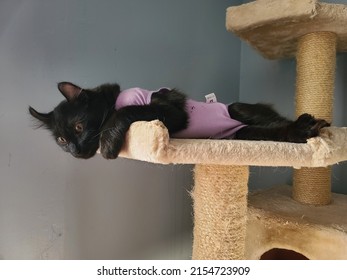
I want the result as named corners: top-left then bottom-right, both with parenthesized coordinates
top-left (293, 167), bottom-right (332, 205)
top-left (192, 164), bottom-right (249, 259)
top-left (295, 32), bottom-right (336, 122)
top-left (294, 32), bottom-right (337, 205)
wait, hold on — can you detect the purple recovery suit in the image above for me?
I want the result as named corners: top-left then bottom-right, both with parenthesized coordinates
top-left (115, 87), bottom-right (246, 139)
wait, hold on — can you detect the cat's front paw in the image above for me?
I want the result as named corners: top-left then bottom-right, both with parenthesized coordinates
top-left (287, 113), bottom-right (330, 143)
top-left (100, 132), bottom-right (123, 159)
top-left (100, 145), bottom-right (120, 159)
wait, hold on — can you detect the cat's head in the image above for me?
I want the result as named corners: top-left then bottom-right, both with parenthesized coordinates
top-left (29, 82), bottom-right (119, 159)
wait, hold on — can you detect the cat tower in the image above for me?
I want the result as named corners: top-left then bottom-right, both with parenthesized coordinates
top-left (114, 0), bottom-right (347, 259)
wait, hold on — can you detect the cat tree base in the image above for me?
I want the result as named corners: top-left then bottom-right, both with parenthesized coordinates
top-left (246, 185), bottom-right (347, 259)
top-left (109, 120), bottom-right (347, 259)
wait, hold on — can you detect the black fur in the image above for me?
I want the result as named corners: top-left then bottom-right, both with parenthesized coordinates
top-left (29, 83), bottom-right (189, 159)
top-left (228, 102), bottom-right (329, 142)
top-left (29, 82), bottom-right (329, 159)
top-left (100, 88), bottom-right (188, 159)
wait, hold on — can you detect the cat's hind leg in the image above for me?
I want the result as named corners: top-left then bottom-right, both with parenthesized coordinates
top-left (228, 102), bottom-right (292, 127)
top-left (286, 113), bottom-right (330, 143)
top-left (234, 113), bottom-right (330, 143)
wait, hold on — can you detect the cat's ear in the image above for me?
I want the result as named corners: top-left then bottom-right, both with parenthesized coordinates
top-left (57, 82), bottom-right (82, 102)
top-left (28, 106), bottom-right (53, 128)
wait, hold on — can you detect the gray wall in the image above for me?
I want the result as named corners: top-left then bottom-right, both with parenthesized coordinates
top-left (0, 0), bottom-right (241, 259)
top-left (239, 0), bottom-right (347, 194)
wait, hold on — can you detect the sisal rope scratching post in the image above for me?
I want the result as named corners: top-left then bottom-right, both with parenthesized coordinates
top-left (294, 32), bottom-right (337, 205)
top-left (192, 165), bottom-right (249, 260)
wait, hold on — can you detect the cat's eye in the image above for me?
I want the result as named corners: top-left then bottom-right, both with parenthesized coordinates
top-left (75, 123), bottom-right (83, 133)
top-left (57, 136), bottom-right (67, 145)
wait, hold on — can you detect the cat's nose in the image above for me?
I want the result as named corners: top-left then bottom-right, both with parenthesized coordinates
top-left (71, 150), bottom-right (81, 157)
top-left (72, 150), bottom-right (95, 159)
top-left (71, 149), bottom-right (86, 159)
top-left (68, 143), bottom-right (80, 156)
top-left (72, 152), bottom-right (81, 158)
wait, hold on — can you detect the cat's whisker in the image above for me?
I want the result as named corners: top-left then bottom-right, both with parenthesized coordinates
top-left (91, 127), bottom-right (115, 140)
top-left (98, 110), bottom-right (109, 130)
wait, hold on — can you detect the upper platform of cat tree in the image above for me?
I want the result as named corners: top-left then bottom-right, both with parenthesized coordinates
top-left (226, 0), bottom-right (347, 59)
top-left (114, 120), bottom-right (347, 168)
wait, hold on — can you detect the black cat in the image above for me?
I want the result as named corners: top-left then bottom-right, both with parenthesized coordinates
top-left (29, 82), bottom-right (329, 159)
